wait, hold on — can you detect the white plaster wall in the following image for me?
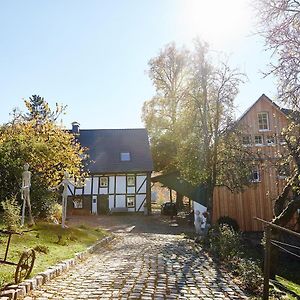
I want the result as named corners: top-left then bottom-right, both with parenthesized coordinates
top-left (75, 188), bottom-right (83, 195)
top-left (109, 176), bottom-right (115, 194)
top-left (92, 177), bottom-right (99, 194)
top-left (127, 186), bottom-right (135, 194)
top-left (99, 187), bottom-right (108, 195)
top-left (136, 175), bottom-right (146, 193)
top-left (116, 195), bottom-right (126, 208)
top-left (136, 194), bottom-right (146, 212)
top-left (84, 178), bottom-right (92, 195)
top-left (116, 176), bottom-right (126, 194)
top-left (67, 185), bottom-right (74, 196)
top-left (109, 195), bottom-right (114, 209)
top-left (128, 207), bottom-right (135, 212)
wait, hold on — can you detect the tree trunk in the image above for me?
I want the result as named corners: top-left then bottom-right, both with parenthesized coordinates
top-left (176, 192), bottom-right (184, 211)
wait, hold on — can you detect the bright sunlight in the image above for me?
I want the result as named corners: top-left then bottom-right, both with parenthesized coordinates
top-left (178, 0), bottom-right (252, 47)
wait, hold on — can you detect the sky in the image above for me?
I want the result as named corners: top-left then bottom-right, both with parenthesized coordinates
top-left (0, 0), bottom-right (277, 129)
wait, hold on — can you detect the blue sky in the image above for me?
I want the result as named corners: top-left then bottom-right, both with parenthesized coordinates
top-left (0, 0), bottom-right (277, 129)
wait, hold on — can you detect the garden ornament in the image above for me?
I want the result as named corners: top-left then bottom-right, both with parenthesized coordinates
top-left (21, 163), bottom-right (34, 226)
top-left (51, 171), bottom-right (83, 228)
top-left (194, 210), bottom-right (203, 235)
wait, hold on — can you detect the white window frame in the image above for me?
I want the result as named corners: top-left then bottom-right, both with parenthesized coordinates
top-left (258, 112), bottom-right (269, 131)
top-left (73, 198), bottom-right (83, 209)
top-left (250, 168), bottom-right (261, 183)
top-left (127, 175), bottom-right (135, 187)
top-left (126, 196), bottom-right (135, 208)
top-left (266, 136), bottom-right (275, 146)
top-left (99, 176), bottom-right (109, 187)
top-left (120, 152), bottom-right (131, 161)
top-left (242, 135), bottom-right (251, 146)
top-left (254, 135), bottom-right (264, 146)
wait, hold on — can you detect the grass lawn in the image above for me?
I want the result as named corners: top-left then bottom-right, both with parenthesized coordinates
top-left (276, 276), bottom-right (300, 297)
top-left (0, 221), bottom-right (108, 289)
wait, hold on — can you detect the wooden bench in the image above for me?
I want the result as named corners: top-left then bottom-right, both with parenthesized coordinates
top-left (110, 207), bottom-right (128, 214)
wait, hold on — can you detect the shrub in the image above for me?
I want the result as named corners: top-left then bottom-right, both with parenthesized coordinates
top-left (33, 244), bottom-right (49, 254)
top-left (1, 196), bottom-right (21, 231)
top-left (48, 202), bottom-right (62, 224)
top-left (217, 216), bottom-right (240, 232)
top-left (207, 224), bottom-right (241, 261)
top-left (233, 257), bottom-right (263, 292)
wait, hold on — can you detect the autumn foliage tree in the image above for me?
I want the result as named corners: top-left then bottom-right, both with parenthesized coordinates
top-left (0, 96), bottom-right (87, 218)
top-left (143, 42), bottom-right (255, 219)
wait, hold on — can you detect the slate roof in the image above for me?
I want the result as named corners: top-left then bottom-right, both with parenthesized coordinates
top-left (74, 128), bottom-right (153, 174)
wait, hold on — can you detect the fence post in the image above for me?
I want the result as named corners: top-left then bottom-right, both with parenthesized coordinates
top-left (263, 225), bottom-right (271, 300)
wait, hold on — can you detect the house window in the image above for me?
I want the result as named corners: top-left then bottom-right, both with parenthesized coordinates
top-left (258, 112), bottom-right (269, 131)
top-left (99, 176), bottom-right (108, 187)
top-left (250, 168), bottom-right (260, 183)
top-left (127, 175), bottom-right (135, 187)
top-left (73, 198), bottom-right (83, 209)
top-left (279, 136), bottom-right (286, 145)
top-left (127, 196), bottom-right (135, 208)
top-left (242, 135), bottom-right (251, 146)
top-left (254, 135), bottom-right (263, 146)
top-left (266, 136), bottom-right (275, 146)
top-left (120, 152), bottom-right (131, 161)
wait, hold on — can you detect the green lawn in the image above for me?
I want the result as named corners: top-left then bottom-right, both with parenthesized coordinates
top-left (0, 222), bottom-right (108, 288)
top-left (276, 276), bottom-right (300, 297)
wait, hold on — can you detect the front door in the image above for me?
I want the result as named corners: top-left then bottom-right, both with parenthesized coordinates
top-left (98, 195), bottom-right (109, 214)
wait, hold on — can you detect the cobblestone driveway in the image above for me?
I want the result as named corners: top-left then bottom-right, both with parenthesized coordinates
top-left (27, 220), bottom-right (248, 300)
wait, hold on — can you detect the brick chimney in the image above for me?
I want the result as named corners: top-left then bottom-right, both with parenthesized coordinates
top-left (71, 121), bottom-right (80, 136)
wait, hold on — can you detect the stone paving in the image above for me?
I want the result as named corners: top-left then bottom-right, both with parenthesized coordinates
top-left (26, 231), bottom-right (248, 299)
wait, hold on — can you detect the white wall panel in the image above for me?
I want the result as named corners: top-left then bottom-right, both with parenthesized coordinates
top-left (92, 177), bottom-right (99, 194)
top-left (116, 176), bottom-right (126, 193)
top-left (136, 194), bottom-right (146, 212)
top-left (109, 176), bottom-right (115, 194)
top-left (75, 188), bottom-right (83, 195)
top-left (67, 185), bottom-right (74, 196)
top-left (136, 175), bottom-right (147, 193)
top-left (84, 178), bottom-right (92, 194)
top-left (127, 186), bottom-right (135, 194)
top-left (109, 195), bottom-right (114, 209)
top-left (99, 187), bottom-right (108, 195)
top-left (116, 195), bottom-right (126, 208)
top-left (128, 207), bottom-right (135, 212)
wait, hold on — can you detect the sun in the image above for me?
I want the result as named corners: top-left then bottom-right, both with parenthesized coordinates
top-left (178, 0), bottom-right (252, 47)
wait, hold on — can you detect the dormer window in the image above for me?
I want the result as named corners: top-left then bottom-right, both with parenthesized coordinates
top-left (258, 112), bottom-right (269, 131)
top-left (120, 152), bottom-right (131, 161)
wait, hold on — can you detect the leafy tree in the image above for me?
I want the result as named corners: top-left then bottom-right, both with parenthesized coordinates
top-left (0, 96), bottom-right (87, 218)
top-left (255, 0), bottom-right (300, 228)
top-left (143, 41), bottom-right (254, 219)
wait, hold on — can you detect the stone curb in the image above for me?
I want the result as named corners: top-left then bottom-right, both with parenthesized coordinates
top-left (0, 235), bottom-right (114, 300)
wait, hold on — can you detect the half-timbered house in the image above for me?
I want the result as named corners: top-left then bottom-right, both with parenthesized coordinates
top-left (67, 124), bottom-right (153, 215)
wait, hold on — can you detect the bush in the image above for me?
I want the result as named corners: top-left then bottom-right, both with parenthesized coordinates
top-left (207, 224), bottom-right (241, 261)
top-left (1, 196), bottom-right (21, 231)
top-left (217, 216), bottom-right (240, 232)
top-left (233, 257), bottom-right (263, 292)
top-left (48, 202), bottom-right (62, 224)
top-left (33, 244), bottom-right (49, 254)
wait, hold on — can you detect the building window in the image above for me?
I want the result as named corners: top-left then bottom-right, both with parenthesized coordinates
top-left (73, 198), bottom-right (83, 209)
top-left (250, 168), bottom-right (260, 183)
top-left (279, 136), bottom-right (287, 145)
top-left (127, 175), bottom-right (135, 187)
top-left (254, 135), bottom-right (264, 146)
top-left (266, 136), bottom-right (275, 146)
top-left (127, 196), bottom-right (135, 208)
top-left (120, 152), bottom-right (131, 161)
top-left (242, 135), bottom-right (251, 146)
top-left (258, 112), bottom-right (269, 131)
top-left (99, 176), bottom-right (108, 187)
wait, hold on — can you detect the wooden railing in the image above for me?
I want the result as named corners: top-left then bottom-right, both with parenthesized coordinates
top-left (255, 217), bottom-right (300, 300)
